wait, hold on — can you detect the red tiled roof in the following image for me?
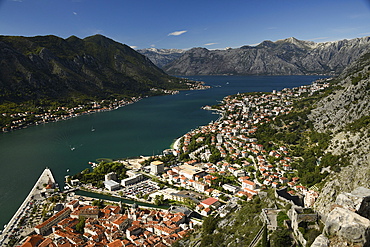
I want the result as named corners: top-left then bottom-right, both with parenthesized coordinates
top-left (201, 197), bottom-right (218, 206)
top-left (107, 239), bottom-right (124, 247)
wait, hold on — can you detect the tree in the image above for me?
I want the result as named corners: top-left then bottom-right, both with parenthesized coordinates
top-left (154, 195), bottom-right (164, 205)
top-left (202, 216), bottom-right (218, 235)
top-left (76, 216), bottom-right (86, 233)
top-left (92, 199), bottom-right (105, 209)
top-left (269, 228), bottom-right (292, 247)
top-left (261, 224), bottom-right (269, 247)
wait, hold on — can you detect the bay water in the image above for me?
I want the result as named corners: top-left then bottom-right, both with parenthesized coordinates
top-left (0, 75), bottom-right (326, 228)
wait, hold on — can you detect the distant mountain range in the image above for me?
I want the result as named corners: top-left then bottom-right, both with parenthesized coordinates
top-left (2, 34), bottom-right (370, 105)
top-left (138, 37), bottom-right (370, 76)
top-left (136, 48), bottom-right (185, 68)
top-left (0, 35), bottom-right (190, 104)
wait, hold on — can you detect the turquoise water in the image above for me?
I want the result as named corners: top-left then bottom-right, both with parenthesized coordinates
top-left (0, 75), bottom-right (326, 228)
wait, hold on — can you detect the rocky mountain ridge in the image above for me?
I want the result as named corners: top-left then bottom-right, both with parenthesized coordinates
top-left (136, 48), bottom-right (185, 68)
top-left (162, 36), bottom-right (370, 76)
top-left (307, 50), bottom-right (370, 246)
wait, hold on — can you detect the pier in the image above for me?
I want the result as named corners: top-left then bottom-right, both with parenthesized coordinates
top-left (0, 168), bottom-right (56, 245)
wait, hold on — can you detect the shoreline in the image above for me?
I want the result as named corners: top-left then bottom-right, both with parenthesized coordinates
top-left (171, 107), bottom-right (224, 151)
top-left (1, 97), bottom-right (142, 133)
top-left (0, 168), bottom-right (55, 240)
top-left (1, 81), bottom-right (210, 134)
top-left (171, 136), bottom-right (182, 150)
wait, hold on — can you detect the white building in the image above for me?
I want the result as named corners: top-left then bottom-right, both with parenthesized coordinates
top-left (242, 179), bottom-right (256, 190)
top-left (104, 180), bottom-right (120, 191)
top-left (222, 184), bottom-right (240, 194)
top-left (121, 174), bottom-right (143, 186)
top-left (105, 172), bottom-right (117, 181)
top-left (150, 161), bottom-right (164, 175)
top-left (172, 164), bottom-right (205, 180)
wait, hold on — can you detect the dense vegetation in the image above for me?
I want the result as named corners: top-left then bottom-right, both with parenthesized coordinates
top-left (71, 161), bottom-right (127, 188)
top-left (0, 34), bottom-right (191, 103)
top-left (194, 190), bottom-right (283, 247)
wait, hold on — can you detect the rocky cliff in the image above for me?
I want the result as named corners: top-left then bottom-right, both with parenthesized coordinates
top-left (307, 50), bottom-right (370, 246)
top-left (310, 49), bottom-right (370, 216)
top-left (163, 36), bottom-right (370, 76)
top-left (136, 48), bottom-right (185, 68)
top-left (0, 35), bottom-right (188, 103)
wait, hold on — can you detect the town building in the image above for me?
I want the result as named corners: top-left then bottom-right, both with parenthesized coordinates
top-left (34, 208), bottom-right (71, 235)
top-left (104, 180), bottom-right (120, 191)
top-left (105, 172), bottom-right (118, 181)
top-left (242, 179), bottom-right (256, 190)
top-left (150, 161), bottom-right (164, 175)
top-left (200, 197), bottom-right (221, 209)
top-left (172, 164), bottom-right (205, 180)
top-left (121, 174), bottom-right (143, 186)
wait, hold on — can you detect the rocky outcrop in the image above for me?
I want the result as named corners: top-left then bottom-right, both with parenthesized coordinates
top-left (314, 167), bottom-right (370, 219)
top-left (163, 36), bottom-right (370, 76)
top-left (308, 76), bottom-right (370, 133)
top-left (309, 49), bottom-right (370, 220)
top-left (335, 187), bottom-right (370, 219)
top-left (313, 187), bottom-right (370, 246)
top-left (311, 234), bottom-right (329, 247)
top-left (324, 207), bottom-right (370, 246)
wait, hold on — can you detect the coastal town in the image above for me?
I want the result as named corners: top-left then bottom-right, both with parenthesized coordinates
top-left (0, 78), bottom-right (331, 247)
top-left (1, 97), bottom-right (142, 132)
top-left (0, 80), bottom-right (210, 133)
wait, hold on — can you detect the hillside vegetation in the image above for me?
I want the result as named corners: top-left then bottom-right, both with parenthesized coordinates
top-left (0, 34), bottom-right (200, 131)
top-left (0, 34), bottom-right (192, 103)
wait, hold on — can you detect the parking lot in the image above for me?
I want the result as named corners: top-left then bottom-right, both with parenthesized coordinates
top-left (120, 179), bottom-right (160, 198)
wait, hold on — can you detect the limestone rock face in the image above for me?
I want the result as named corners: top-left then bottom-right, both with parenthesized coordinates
top-left (137, 48), bottom-right (185, 68)
top-left (335, 187), bottom-right (370, 219)
top-left (324, 207), bottom-right (370, 246)
top-left (311, 52), bottom-right (370, 219)
top-left (163, 36), bottom-right (370, 76)
top-left (311, 234), bottom-right (329, 247)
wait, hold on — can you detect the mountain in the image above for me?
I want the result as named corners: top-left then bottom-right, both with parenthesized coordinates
top-left (163, 36), bottom-right (370, 76)
top-left (310, 50), bottom-right (370, 216)
top-left (136, 48), bottom-right (185, 68)
top-left (0, 35), bottom-right (190, 104)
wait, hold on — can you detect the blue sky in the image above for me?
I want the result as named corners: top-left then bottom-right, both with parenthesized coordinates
top-left (0, 0), bottom-right (369, 50)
